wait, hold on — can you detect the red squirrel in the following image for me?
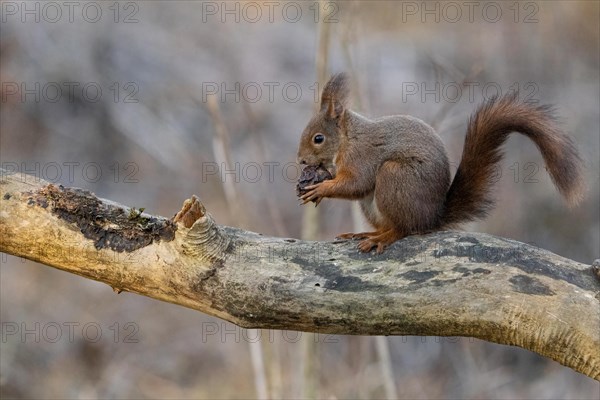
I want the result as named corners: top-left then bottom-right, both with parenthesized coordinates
top-left (297, 73), bottom-right (585, 253)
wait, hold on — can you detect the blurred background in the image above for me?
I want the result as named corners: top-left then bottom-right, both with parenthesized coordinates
top-left (1, 1), bottom-right (598, 398)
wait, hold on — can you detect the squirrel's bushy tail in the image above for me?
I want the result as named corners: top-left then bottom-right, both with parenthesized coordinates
top-left (442, 93), bottom-right (585, 227)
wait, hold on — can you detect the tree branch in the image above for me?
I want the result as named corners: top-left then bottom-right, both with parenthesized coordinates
top-left (1, 169), bottom-right (599, 380)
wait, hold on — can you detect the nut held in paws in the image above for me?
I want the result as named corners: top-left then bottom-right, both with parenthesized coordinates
top-left (296, 165), bottom-right (333, 201)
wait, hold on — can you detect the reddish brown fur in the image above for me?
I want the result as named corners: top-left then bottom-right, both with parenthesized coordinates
top-left (443, 93), bottom-right (585, 226)
top-left (298, 74), bottom-right (585, 253)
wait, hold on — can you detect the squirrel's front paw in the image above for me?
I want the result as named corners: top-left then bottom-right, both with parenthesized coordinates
top-left (300, 181), bottom-right (330, 206)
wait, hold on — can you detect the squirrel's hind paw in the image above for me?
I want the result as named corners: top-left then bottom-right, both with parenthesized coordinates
top-left (336, 231), bottom-right (378, 240)
top-left (357, 230), bottom-right (403, 254)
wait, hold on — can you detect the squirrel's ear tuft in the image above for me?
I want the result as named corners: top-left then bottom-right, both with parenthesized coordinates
top-left (321, 73), bottom-right (350, 120)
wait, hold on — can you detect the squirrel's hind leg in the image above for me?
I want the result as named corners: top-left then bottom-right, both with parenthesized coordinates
top-left (375, 160), bottom-right (446, 235)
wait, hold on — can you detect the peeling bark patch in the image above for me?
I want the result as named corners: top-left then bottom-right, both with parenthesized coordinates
top-left (399, 270), bottom-right (441, 284)
top-left (429, 278), bottom-right (460, 287)
top-left (27, 184), bottom-right (176, 252)
top-left (452, 266), bottom-right (472, 276)
top-left (322, 275), bottom-right (383, 292)
top-left (190, 260), bottom-right (224, 293)
top-left (214, 282), bottom-right (304, 328)
top-left (434, 243), bottom-right (596, 291)
top-left (433, 244), bottom-right (501, 260)
top-left (452, 266), bottom-right (492, 277)
top-left (509, 275), bottom-right (555, 296)
top-left (457, 236), bottom-right (480, 244)
top-left (271, 276), bottom-right (291, 285)
top-left (290, 257), bottom-right (390, 293)
top-left (473, 268), bottom-right (491, 275)
top-left (513, 256), bottom-right (596, 292)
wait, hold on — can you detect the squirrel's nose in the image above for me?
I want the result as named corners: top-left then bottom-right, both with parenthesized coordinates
top-left (298, 158), bottom-right (307, 165)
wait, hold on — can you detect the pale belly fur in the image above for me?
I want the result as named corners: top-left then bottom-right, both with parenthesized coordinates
top-left (359, 192), bottom-right (384, 228)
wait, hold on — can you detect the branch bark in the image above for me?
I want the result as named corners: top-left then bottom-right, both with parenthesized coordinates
top-left (1, 169), bottom-right (599, 380)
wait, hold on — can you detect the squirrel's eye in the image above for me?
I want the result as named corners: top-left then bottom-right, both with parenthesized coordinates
top-left (313, 134), bottom-right (325, 144)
